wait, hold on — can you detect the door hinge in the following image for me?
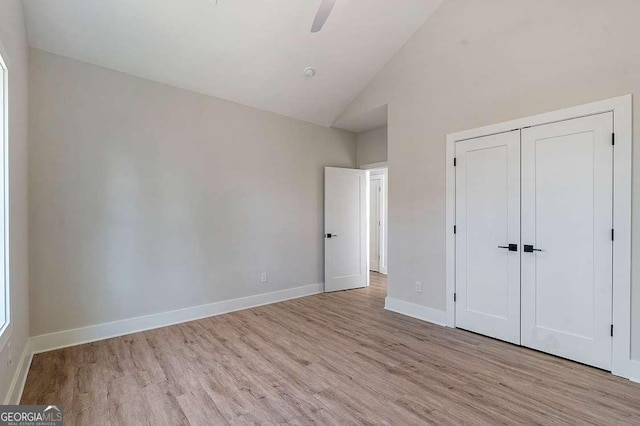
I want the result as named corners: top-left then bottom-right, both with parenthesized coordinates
top-left (453, 157), bottom-right (457, 167)
top-left (453, 293), bottom-right (457, 302)
top-left (454, 225), bottom-right (457, 234)
top-left (612, 133), bottom-right (615, 146)
top-left (611, 324), bottom-right (614, 337)
top-left (611, 229), bottom-right (615, 241)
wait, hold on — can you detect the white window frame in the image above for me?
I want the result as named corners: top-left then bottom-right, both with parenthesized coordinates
top-left (445, 95), bottom-right (635, 380)
top-left (0, 45), bottom-right (10, 351)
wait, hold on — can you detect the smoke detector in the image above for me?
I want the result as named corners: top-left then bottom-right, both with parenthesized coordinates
top-left (303, 67), bottom-right (316, 79)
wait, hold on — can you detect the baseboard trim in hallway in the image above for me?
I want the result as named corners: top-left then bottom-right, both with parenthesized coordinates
top-left (31, 282), bottom-right (323, 354)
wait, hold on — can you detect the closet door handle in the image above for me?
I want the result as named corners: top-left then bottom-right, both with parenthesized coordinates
top-left (523, 245), bottom-right (543, 253)
top-left (498, 244), bottom-right (518, 252)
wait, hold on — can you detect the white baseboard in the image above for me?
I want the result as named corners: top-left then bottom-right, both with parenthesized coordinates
top-left (384, 297), bottom-right (448, 327)
top-left (4, 338), bottom-right (33, 405)
top-left (32, 282), bottom-right (323, 354)
top-left (628, 359), bottom-right (640, 384)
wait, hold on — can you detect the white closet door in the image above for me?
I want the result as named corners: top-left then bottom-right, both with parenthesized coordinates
top-left (455, 131), bottom-right (521, 344)
top-left (521, 113), bottom-right (613, 370)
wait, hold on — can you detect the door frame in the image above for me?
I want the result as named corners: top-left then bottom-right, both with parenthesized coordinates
top-left (367, 168), bottom-right (387, 274)
top-left (361, 162), bottom-right (388, 275)
top-left (445, 95), bottom-right (633, 379)
top-left (369, 174), bottom-right (382, 273)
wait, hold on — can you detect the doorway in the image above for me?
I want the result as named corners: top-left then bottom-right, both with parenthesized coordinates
top-left (368, 168), bottom-right (387, 275)
top-left (323, 165), bottom-right (388, 293)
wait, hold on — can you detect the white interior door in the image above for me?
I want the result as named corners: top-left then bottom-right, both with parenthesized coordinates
top-left (521, 113), bottom-right (613, 370)
top-left (369, 177), bottom-right (381, 272)
top-left (455, 131), bottom-right (521, 344)
top-left (324, 167), bottom-right (368, 292)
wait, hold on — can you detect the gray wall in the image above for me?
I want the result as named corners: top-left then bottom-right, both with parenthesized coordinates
top-left (356, 126), bottom-right (388, 167)
top-left (29, 49), bottom-right (356, 336)
top-left (336, 0), bottom-right (640, 358)
top-left (0, 0), bottom-right (29, 403)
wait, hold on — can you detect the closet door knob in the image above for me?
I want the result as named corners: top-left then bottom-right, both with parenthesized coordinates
top-left (523, 245), bottom-right (542, 253)
top-left (498, 244), bottom-right (518, 252)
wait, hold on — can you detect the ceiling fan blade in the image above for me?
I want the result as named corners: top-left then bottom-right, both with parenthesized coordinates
top-left (310, 0), bottom-right (336, 33)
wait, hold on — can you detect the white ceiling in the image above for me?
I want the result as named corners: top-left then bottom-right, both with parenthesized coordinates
top-left (22, 0), bottom-right (442, 128)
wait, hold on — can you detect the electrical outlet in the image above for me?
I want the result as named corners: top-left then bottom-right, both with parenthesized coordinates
top-left (415, 281), bottom-right (422, 293)
top-left (260, 272), bottom-right (268, 283)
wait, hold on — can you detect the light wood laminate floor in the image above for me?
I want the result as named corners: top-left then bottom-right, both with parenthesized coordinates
top-left (22, 273), bottom-right (640, 424)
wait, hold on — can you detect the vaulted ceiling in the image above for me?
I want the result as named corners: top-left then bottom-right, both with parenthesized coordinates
top-left (22, 0), bottom-right (442, 127)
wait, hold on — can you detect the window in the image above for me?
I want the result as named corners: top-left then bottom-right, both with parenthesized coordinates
top-left (0, 51), bottom-right (8, 343)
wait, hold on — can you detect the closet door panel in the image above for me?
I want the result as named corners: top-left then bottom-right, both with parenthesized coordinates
top-left (455, 131), bottom-right (521, 344)
top-left (521, 113), bottom-right (613, 370)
